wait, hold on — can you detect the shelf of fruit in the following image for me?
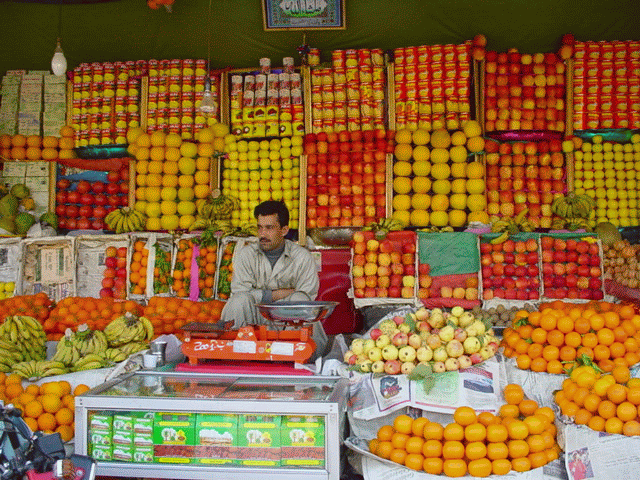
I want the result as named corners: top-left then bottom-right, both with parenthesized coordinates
top-left (391, 121), bottom-right (487, 228)
top-left (344, 305), bottom-right (499, 375)
top-left (304, 129), bottom-right (394, 230)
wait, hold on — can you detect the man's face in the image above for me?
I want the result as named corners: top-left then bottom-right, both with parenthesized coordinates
top-left (257, 213), bottom-right (288, 251)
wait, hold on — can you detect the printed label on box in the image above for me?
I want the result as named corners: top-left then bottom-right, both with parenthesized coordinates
top-left (280, 415), bottom-right (325, 467)
top-left (133, 446), bottom-right (154, 463)
top-left (153, 412), bottom-right (196, 464)
top-left (112, 445), bottom-right (133, 462)
top-left (25, 161), bottom-right (48, 176)
top-left (89, 430), bottom-right (112, 447)
top-left (24, 176), bottom-right (48, 192)
top-left (90, 445), bottom-right (112, 461)
top-left (89, 413), bottom-right (113, 431)
top-left (195, 414), bottom-right (238, 465)
top-left (2, 163), bottom-right (26, 177)
top-left (113, 414), bottom-right (134, 431)
top-left (112, 430), bottom-right (133, 445)
top-left (237, 414), bottom-right (281, 466)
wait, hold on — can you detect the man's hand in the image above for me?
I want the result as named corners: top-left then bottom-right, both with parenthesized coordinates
top-left (272, 288), bottom-right (295, 301)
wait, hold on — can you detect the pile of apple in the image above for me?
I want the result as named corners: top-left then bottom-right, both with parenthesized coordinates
top-left (55, 168), bottom-right (130, 230)
top-left (484, 49), bottom-right (566, 132)
top-left (343, 306), bottom-right (499, 375)
top-left (541, 236), bottom-right (604, 300)
top-left (481, 238), bottom-right (540, 301)
top-left (101, 245), bottom-right (128, 299)
top-left (485, 138), bottom-right (565, 228)
top-left (305, 129), bottom-right (395, 228)
top-left (351, 231), bottom-right (416, 299)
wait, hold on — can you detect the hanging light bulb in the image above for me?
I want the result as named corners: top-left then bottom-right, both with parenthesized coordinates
top-left (51, 38), bottom-right (67, 77)
top-left (199, 77), bottom-right (217, 117)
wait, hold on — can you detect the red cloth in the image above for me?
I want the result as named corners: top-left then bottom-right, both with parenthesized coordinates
top-left (605, 279), bottom-right (640, 305)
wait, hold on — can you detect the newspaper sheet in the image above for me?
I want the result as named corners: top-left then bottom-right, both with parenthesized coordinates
top-left (563, 424), bottom-right (640, 480)
top-left (345, 437), bottom-right (568, 480)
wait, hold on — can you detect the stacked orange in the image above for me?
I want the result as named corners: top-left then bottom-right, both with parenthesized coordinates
top-left (0, 134), bottom-right (62, 161)
top-left (44, 298), bottom-right (143, 340)
top-left (129, 240), bottom-right (149, 295)
top-left (369, 384), bottom-right (561, 477)
top-left (172, 238), bottom-right (218, 299)
top-left (142, 296), bottom-right (225, 336)
top-left (555, 363), bottom-right (640, 436)
top-left (0, 293), bottom-right (52, 325)
top-left (503, 301), bottom-right (640, 374)
top-left (0, 375), bottom-right (90, 442)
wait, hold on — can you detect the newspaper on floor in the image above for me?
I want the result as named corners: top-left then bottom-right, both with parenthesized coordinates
top-left (350, 357), bottom-right (501, 421)
top-left (345, 437), bottom-right (568, 480)
top-left (563, 424), bottom-right (640, 480)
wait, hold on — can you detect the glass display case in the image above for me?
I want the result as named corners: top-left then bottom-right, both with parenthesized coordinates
top-left (74, 371), bottom-right (348, 480)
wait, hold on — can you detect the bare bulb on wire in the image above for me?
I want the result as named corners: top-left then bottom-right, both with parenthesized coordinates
top-left (51, 38), bottom-right (67, 76)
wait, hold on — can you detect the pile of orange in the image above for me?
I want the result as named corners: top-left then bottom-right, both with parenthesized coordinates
top-left (217, 242), bottom-right (236, 300)
top-left (129, 240), bottom-right (150, 295)
top-left (172, 238), bottom-right (218, 299)
top-left (0, 293), bottom-right (52, 325)
top-left (369, 384), bottom-right (560, 477)
top-left (503, 301), bottom-right (640, 374)
top-left (44, 297), bottom-right (144, 340)
top-left (555, 363), bottom-right (640, 436)
top-left (0, 134), bottom-right (66, 161)
top-left (152, 247), bottom-right (172, 295)
top-left (0, 374), bottom-right (90, 442)
top-left (142, 296), bottom-right (225, 336)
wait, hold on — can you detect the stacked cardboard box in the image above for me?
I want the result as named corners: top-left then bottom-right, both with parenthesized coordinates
top-left (0, 71), bottom-right (23, 135)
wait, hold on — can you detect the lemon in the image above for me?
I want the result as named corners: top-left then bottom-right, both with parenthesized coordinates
top-left (160, 215), bottom-right (180, 231)
top-left (393, 161), bottom-right (412, 176)
top-left (259, 170), bottom-right (270, 180)
top-left (259, 190), bottom-right (271, 201)
top-left (135, 133), bottom-right (151, 148)
top-left (148, 161), bottom-right (163, 174)
top-left (126, 127), bottom-right (144, 144)
top-left (280, 147), bottom-right (292, 159)
top-left (410, 209), bottom-right (430, 226)
top-left (466, 162), bottom-right (484, 179)
top-left (161, 187), bottom-right (177, 201)
top-left (178, 157), bottom-right (196, 175)
top-left (237, 140), bottom-right (249, 153)
top-left (412, 176), bottom-right (431, 194)
top-left (150, 131), bottom-right (166, 147)
top-left (467, 194), bottom-right (487, 211)
top-left (160, 200), bottom-right (177, 215)
top-left (392, 194), bottom-right (411, 211)
top-left (411, 161), bottom-right (430, 177)
top-left (395, 144), bottom-right (413, 161)
top-left (412, 145), bottom-right (430, 162)
top-left (145, 187), bottom-right (161, 202)
top-left (450, 145), bottom-right (468, 163)
top-left (145, 202), bottom-right (162, 218)
top-left (162, 175), bottom-right (179, 188)
top-left (272, 169), bottom-right (282, 180)
top-left (179, 215), bottom-right (196, 230)
top-left (411, 193), bottom-right (431, 210)
top-left (163, 161), bottom-right (179, 175)
top-left (395, 129), bottom-right (413, 144)
top-left (134, 201), bottom-right (147, 213)
top-left (466, 179), bottom-right (485, 194)
top-left (178, 187), bottom-right (195, 201)
top-left (430, 129), bottom-right (451, 148)
top-left (450, 163), bottom-right (466, 178)
top-left (393, 177), bottom-right (412, 194)
top-left (291, 136), bottom-right (303, 146)
top-left (165, 133), bottom-right (183, 148)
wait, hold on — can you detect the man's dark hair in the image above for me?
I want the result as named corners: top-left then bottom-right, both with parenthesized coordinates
top-left (254, 200), bottom-right (289, 226)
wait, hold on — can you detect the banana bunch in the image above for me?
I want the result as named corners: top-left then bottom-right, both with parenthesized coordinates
top-left (419, 226), bottom-right (455, 233)
top-left (188, 218), bottom-right (234, 234)
top-left (104, 313), bottom-right (154, 347)
top-left (197, 191), bottom-right (239, 221)
top-left (490, 209), bottom-right (534, 244)
top-left (13, 360), bottom-right (68, 380)
top-left (51, 334), bottom-right (82, 367)
top-left (105, 348), bottom-right (129, 363)
top-left (362, 218), bottom-right (405, 239)
top-left (105, 207), bottom-right (147, 234)
top-left (70, 353), bottom-right (112, 372)
top-left (0, 339), bottom-right (26, 372)
top-left (68, 325), bottom-right (108, 356)
top-left (118, 342), bottom-right (149, 356)
top-left (551, 192), bottom-right (596, 220)
top-left (0, 316), bottom-right (47, 363)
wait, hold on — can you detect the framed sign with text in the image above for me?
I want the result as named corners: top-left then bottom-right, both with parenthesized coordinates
top-left (262, 0), bottom-right (346, 31)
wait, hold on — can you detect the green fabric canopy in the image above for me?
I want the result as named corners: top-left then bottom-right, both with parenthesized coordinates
top-left (1, 0), bottom-right (639, 76)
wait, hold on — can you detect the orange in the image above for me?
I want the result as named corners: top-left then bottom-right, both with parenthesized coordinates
top-left (391, 432), bottom-right (409, 449)
top-left (507, 420), bottom-right (529, 440)
top-left (607, 384), bottom-right (628, 404)
top-left (411, 417), bottom-right (429, 437)
top-left (423, 422), bottom-right (444, 440)
top-left (487, 441), bottom-right (509, 460)
top-left (443, 423), bottom-right (464, 441)
top-left (443, 458), bottom-right (467, 477)
top-left (422, 439), bottom-right (443, 458)
top-left (584, 393), bottom-right (602, 413)
top-left (486, 423), bottom-right (508, 443)
top-left (23, 400), bottom-right (43, 419)
top-left (561, 401), bottom-right (580, 417)
top-left (504, 384), bottom-right (525, 405)
top-left (467, 458), bottom-right (492, 477)
top-left (528, 450), bottom-right (548, 469)
top-left (423, 457), bottom-right (444, 474)
top-left (588, 415), bottom-right (606, 432)
top-left (442, 440), bottom-right (465, 459)
top-left (389, 448), bottom-right (407, 465)
top-left (55, 425), bottom-right (74, 443)
top-left (574, 408), bottom-right (593, 425)
top-left (508, 439), bottom-right (529, 458)
top-left (24, 417), bottom-right (39, 433)
top-left (535, 406), bottom-right (555, 424)
top-left (375, 441), bottom-right (393, 459)
top-left (368, 439), bottom-right (379, 454)
top-left (37, 413), bottom-right (57, 432)
top-left (40, 394), bottom-right (62, 414)
top-left (499, 404), bottom-right (520, 418)
top-left (511, 456), bottom-right (532, 472)
top-left (597, 400), bottom-right (617, 419)
top-left (465, 422), bottom-right (486, 442)
top-left (623, 420), bottom-right (640, 436)
top-left (404, 436), bottom-right (424, 454)
top-left (477, 411), bottom-right (499, 426)
top-left (612, 365), bottom-right (631, 384)
top-left (393, 414), bottom-right (413, 434)
top-left (377, 425), bottom-right (394, 442)
top-left (573, 386), bottom-right (590, 407)
top-left (453, 406), bottom-right (476, 426)
top-left (466, 441), bottom-right (488, 460)
top-left (492, 458), bottom-right (512, 475)
top-left (73, 384), bottom-right (90, 396)
top-left (519, 399), bottom-right (539, 417)
top-left (523, 415), bottom-right (546, 435)
top-left (617, 401), bottom-right (638, 422)
top-left (404, 452), bottom-right (424, 471)
top-left (605, 417), bottom-right (624, 434)
top-left (5, 384), bottom-right (23, 399)
top-left (5, 374), bottom-right (22, 385)
top-left (54, 407), bottom-right (73, 426)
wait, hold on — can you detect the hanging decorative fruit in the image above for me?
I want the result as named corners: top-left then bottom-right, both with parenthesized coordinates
top-left (147, 0), bottom-right (174, 12)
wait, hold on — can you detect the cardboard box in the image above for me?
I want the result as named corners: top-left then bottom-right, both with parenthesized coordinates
top-left (25, 161), bottom-right (48, 177)
top-left (89, 430), bottom-right (112, 447)
top-left (112, 430), bottom-right (133, 445)
top-left (89, 412), bottom-right (113, 431)
top-left (24, 176), bottom-right (48, 192)
top-left (237, 414), bottom-right (281, 467)
top-left (133, 446), bottom-right (154, 463)
top-left (194, 414), bottom-right (238, 465)
top-left (280, 415), bottom-right (325, 468)
top-left (2, 163), bottom-right (26, 177)
top-left (90, 445), bottom-right (113, 461)
top-left (153, 412), bottom-right (196, 464)
top-left (112, 444), bottom-right (134, 462)
top-left (113, 413), bottom-right (134, 432)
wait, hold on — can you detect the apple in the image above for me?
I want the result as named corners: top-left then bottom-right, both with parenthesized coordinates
top-left (408, 333), bottom-right (422, 349)
top-left (398, 346), bottom-right (417, 363)
top-left (384, 359), bottom-right (402, 375)
top-left (445, 358), bottom-right (460, 371)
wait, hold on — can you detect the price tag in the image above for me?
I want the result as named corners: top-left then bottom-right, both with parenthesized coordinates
top-left (233, 340), bottom-right (256, 354)
top-left (270, 342), bottom-right (294, 356)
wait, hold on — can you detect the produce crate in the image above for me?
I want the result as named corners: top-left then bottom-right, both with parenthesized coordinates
top-left (214, 236), bottom-right (258, 301)
top-left (126, 232), bottom-right (173, 301)
top-left (75, 234), bottom-right (130, 299)
top-left (21, 236), bottom-right (75, 301)
top-left (0, 237), bottom-right (23, 297)
top-left (171, 232), bottom-right (220, 300)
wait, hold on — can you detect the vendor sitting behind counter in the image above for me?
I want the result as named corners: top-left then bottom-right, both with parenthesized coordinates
top-left (220, 200), bottom-right (327, 354)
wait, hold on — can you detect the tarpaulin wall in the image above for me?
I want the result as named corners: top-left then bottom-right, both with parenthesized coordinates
top-left (1, 0), bottom-right (640, 77)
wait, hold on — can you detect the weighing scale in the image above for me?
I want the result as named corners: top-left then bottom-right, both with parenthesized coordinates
top-left (179, 301), bottom-right (339, 371)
